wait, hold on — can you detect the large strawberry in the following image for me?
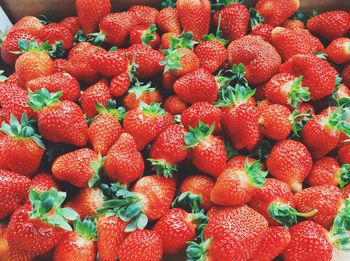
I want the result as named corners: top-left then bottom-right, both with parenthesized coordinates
top-left (59, 16), bottom-right (81, 35)
top-left (8, 16), bottom-right (44, 35)
top-left (28, 88), bottom-right (88, 146)
top-left (128, 5), bottom-right (159, 26)
top-left (38, 23), bottom-right (74, 49)
top-left (157, 7), bottom-right (181, 34)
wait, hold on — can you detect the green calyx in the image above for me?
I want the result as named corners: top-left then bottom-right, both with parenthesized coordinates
top-left (183, 121), bottom-right (215, 149)
top-left (292, 11), bottom-right (307, 23)
top-left (216, 84), bottom-right (255, 107)
top-left (211, 0), bottom-right (244, 10)
top-left (27, 88), bottom-right (62, 111)
top-left (38, 14), bottom-right (51, 25)
top-left (73, 216), bottom-right (98, 241)
top-left (160, 0), bottom-right (176, 8)
top-left (203, 15), bottom-right (228, 46)
top-left (88, 32), bottom-right (106, 46)
top-left (160, 48), bottom-right (185, 74)
top-left (249, 8), bottom-right (264, 28)
top-left (328, 227), bottom-right (350, 251)
top-left (288, 76), bottom-right (311, 108)
top-left (88, 153), bottom-right (104, 188)
top-left (339, 164), bottom-right (350, 189)
top-left (74, 30), bottom-right (88, 43)
top-left (289, 107), bottom-right (312, 138)
top-left (0, 70), bottom-right (7, 82)
top-left (148, 159), bottom-right (177, 178)
top-left (329, 198), bottom-right (350, 250)
top-left (1, 113), bottom-right (45, 149)
top-left (169, 31), bottom-right (197, 50)
top-left (48, 40), bottom-right (66, 59)
top-left (129, 80), bottom-right (155, 99)
top-left (13, 39), bottom-right (50, 54)
top-left (187, 238), bottom-right (212, 261)
top-left (95, 100), bottom-right (126, 121)
top-left (268, 201), bottom-right (318, 228)
top-left (141, 24), bottom-right (157, 47)
top-left (227, 63), bottom-right (249, 87)
top-left (172, 192), bottom-right (203, 214)
top-left (139, 102), bottom-right (166, 117)
top-left (333, 198), bottom-right (350, 232)
top-left (244, 158), bottom-right (268, 188)
top-left (98, 183), bottom-right (148, 232)
top-left (325, 106), bottom-right (350, 138)
top-left (29, 188), bottom-right (79, 231)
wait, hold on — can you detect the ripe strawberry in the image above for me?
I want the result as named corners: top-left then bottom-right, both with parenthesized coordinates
top-left (104, 133), bottom-right (144, 184)
top-left (251, 226), bottom-right (291, 261)
top-left (52, 148), bottom-right (103, 188)
top-left (160, 32), bottom-right (180, 49)
top-left (219, 85), bottom-right (261, 151)
top-left (9, 16), bottom-right (44, 34)
top-left (29, 172), bottom-right (59, 193)
top-left (76, 0), bottom-right (111, 34)
top-left (0, 113), bottom-right (44, 177)
top-left (118, 230), bottom-right (163, 261)
top-left (251, 23), bottom-right (274, 42)
top-left (213, 2), bottom-right (250, 41)
top-left (183, 122), bottom-right (226, 177)
top-left (342, 63), bottom-right (350, 87)
top-left (0, 170), bottom-right (31, 220)
top-left (255, 0), bottom-right (300, 27)
top-left (161, 70), bottom-right (178, 92)
top-left (306, 10), bottom-right (350, 40)
top-left (53, 217), bottom-right (97, 261)
top-left (28, 88), bottom-right (88, 146)
top-left (267, 139), bottom-right (313, 192)
top-left (7, 189), bottom-right (79, 261)
top-left (211, 159), bottom-right (267, 206)
top-left (148, 124), bottom-right (189, 177)
top-left (157, 7), bottom-right (181, 34)
top-left (27, 72), bottom-right (81, 102)
top-left (65, 187), bottom-right (104, 219)
top-left (334, 84), bottom-right (350, 102)
top-left (0, 224), bottom-right (9, 260)
top-left (227, 35), bottom-right (281, 84)
top-left (176, 0), bottom-right (211, 41)
top-left (227, 155), bottom-right (258, 169)
top-left (53, 58), bottom-right (67, 73)
top-left (110, 72), bottom-right (132, 97)
top-left (325, 37), bottom-right (350, 64)
top-left (282, 19), bottom-right (305, 30)
top-left (38, 23), bottom-right (74, 49)
top-left (338, 144), bottom-right (350, 165)
top-left (80, 79), bottom-right (112, 118)
top-left (129, 5), bottom-right (159, 26)
top-left (59, 16), bottom-right (81, 35)
top-left (123, 102), bottom-right (173, 150)
top-left (130, 24), bottom-right (161, 49)
top-left (163, 95), bottom-right (188, 114)
top-left (194, 40), bottom-right (227, 74)
top-left (271, 27), bottom-right (324, 61)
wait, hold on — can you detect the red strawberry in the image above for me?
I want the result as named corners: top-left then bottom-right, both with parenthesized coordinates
top-left (118, 230), bottom-right (163, 261)
top-left (0, 113), bottom-right (44, 177)
top-left (160, 32), bottom-right (180, 49)
top-left (325, 37), bottom-right (350, 64)
top-left (255, 0), bottom-right (300, 27)
top-left (76, 0), bottom-right (111, 34)
top-left (251, 24), bottom-right (274, 42)
top-left (183, 122), bottom-right (226, 177)
top-left (0, 169), bottom-right (31, 220)
top-left (161, 70), bottom-right (179, 92)
top-left (9, 16), bottom-right (44, 34)
top-left (306, 10), bottom-right (350, 40)
top-left (53, 58), bottom-right (68, 73)
top-left (130, 24), bottom-right (160, 49)
top-left (29, 172), bottom-right (59, 193)
top-left (195, 40), bottom-right (227, 74)
top-left (110, 72), bottom-right (132, 97)
top-left (129, 5), bottom-right (159, 26)
top-left (226, 155), bottom-right (258, 169)
top-left (28, 88), bottom-right (88, 146)
top-left (227, 35), bottom-right (281, 84)
top-left (251, 226), bottom-right (291, 261)
top-left (342, 63), bottom-right (350, 87)
top-left (52, 148), bottom-right (103, 188)
top-left (80, 79), bottom-right (112, 118)
top-left (157, 7), bottom-right (182, 34)
top-left (267, 139), bottom-right (313, 192)
top-left (59, 16), bottom-right (81, 35)
top-left (123, 102), bottom-right (174, 150)
top-left (211, 159), bottom-right (267, 206)
top-left (148, 124), bottom-right (189, 177)
top-left (282, 19), bottom-right (305, 30)
top-left (38, 23), bottom-right (74, 49)
top-left (27, 72), bottom-right (81, 102)
top-left (163, 95), bottom-right (188, 114)
top-left (176, 0), bottom-right (211, 41)
top-left (104, 133), bottom-right (144, 184)
top-left (338, 144), bottom-right (350, 165)
top-left (334, 84), bottom-right (350, 102)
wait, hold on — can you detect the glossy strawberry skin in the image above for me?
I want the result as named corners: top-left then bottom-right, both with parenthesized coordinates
top-left (59, 16), bottom-right (81, 35)
top-left (194, 40), bottom-right (227, 73)
top-left (88, 49), bottom-right (128, 77)
top-left (338, 144), bottom-right (350, 165)
top-left (306, 157), bottom-right (341, 187)
top-left (29, 172), bottom-right (58, 194)
top-left (110, 72), bottom-right (131, 97)
top-left (9, 16), bottom-right (44, 35)
top-left (163, 95), bottom-right (188, 115)
top-left (157, 8), bottom-right (182, 34)
top-left (129, 5), bottom-right (159, 26)
top-left (38, 23), bottom-right (74, 49)
top-left (123, 89), bottom-right (162, 111)
top-left (251, 23), bottom-right (274, 42)
top-left (325, 37), bottom-right (350, 64)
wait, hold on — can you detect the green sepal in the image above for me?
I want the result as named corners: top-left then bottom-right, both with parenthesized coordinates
top-left (148, 159), bottom-right (177, 178)
top-left (95, 100), bottom-right (126, 121)
top-left (109, 46), bottom-right (118, 52)
top-left (268, 201), bottom-right (318, 228)
top-left (328, 227), bottom-right (350, 251)
top-left (88, 153), bottom-right (104, 188)
top-left (141, 24), bottom-right (157, 47)
top-left (160, 48), bottom-right (185, 74)
top-left (0, 70), bottom-right (8, 82)
top-left (289, 107), bottom-right (312, 138)
top-left (88, 32), bottom-right (106, 46)
top-left (339, 164), bottom-right (350, 190)
top-left (186, 238), bottom-right (212, 261)
top-left (183, 121), bottom-right (215, 149)
top-left (244, 158), bottom-right (268, 188)
top-left (288, 76), bottom-right (310, 108)
top-left (129, 80), bottom-right (155, 99)
top-left (48, 40), bottom-right (66, 59)
top-left (216, 84), bottom-right (255, 107)
top-left (28, 188), bottom-right (79, 231)
top-left (203, 14), bottom-right (228, 46)
top-left (12, 39), bottom-right (51, 54)
top-left (169, 31), bottom-right (198, 50)
top-left (38, 14), bottom-right (51, 25)
top-left (326, 107), bottom-right (350, 138)
top-left (74, 30), bottom-right (88, 43)
top-left (27, 88), bottom-right (62, 111)
top-left (139, 102), bottom-right (166, 117)
top-left (249, 8), bottom-right (264, 28)
top-left (332, 198), bottom-right (350, 232)
top-left (1, 113), bottom-right (46, 149)
top-left (160, 0), bottom-right (176, 8)
top-left (292, 11), bottom-right (307, 23)
top-left (172, 192), bottom-right (203, 213)
top-left (74, 216), bottom-right (98, 240)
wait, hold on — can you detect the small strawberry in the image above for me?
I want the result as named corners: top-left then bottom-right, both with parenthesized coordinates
top-left (130, 24), bottom-right (160, 49)
top-left (163, 95), bottom-right (188, 114)
top-left (27, 88), bottom-right (88, 146)
top-left (29, 172), bottom-right (59, 193)
top-left (267, 139), bottom-right (313, 192)
top-left (129, 5), bottom-right (159, 26)
top-left (59, 16), bottom-right (81, 35)
top-left (38, 23), bottom-right (74, 49)
top-left (161, 70), bottom-right (179, 92)
top-left (9, 16), bottom-right (44, 34)
top-left (325, 37), bottom-right (350, 64)
top-left (157, 7), bottom-right (181, 34)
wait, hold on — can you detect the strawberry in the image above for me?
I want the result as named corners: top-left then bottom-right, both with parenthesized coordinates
top-left (130, 24), bottom-right (161, 49)
top-left (218, 85), bottom-right (261, 151)
top-left (181, 102), bottom-right (222, 132)
top-left (325, 37), bottom-right (350, 64)
top-left (271, 27), bottom-right (324, 61)
top-left (9, 16), bottom-right (44, 34)
top-left (53, 217), bottom-right (97, 261)
top-left (104, 133), bottom-right (144, 184)
top-left (148, 124), bottom-right (189, 177)
top-left (0, 169), bottom-right (31, 220)
top-left (88, 101), bottom-right (124, 156)
top-left (38, 23), bottom-right (74, 49)
top-left (195, 40), bottom-right (227, 74)
top-left (123, 102), bottom-right (173, 150)
top-left (110, 72), bottom-right (132, 97)
top-left (118, 230), bottom-right (163, 261)
top-left (128, 5), bottom-right (159, 26)
top-left (163, 95), bottom-right (188, 114)
top-left (53, 58), bottom-right (68, 73)
top-left (251, 24), bottom-right (274, 42)
top-left (161, 70), bottom-right (179, 92)
top-left (227, 35), bottom-right (281, 84)
top-left (80, 79), bottom-right (112, 118)
top-left (27, 88), bottom-right (88, 146)
top-left (226, 155), bottom-right (258, 169)
top-left (160, 32), bottom-right (181, 49)
top-left (26, 72), bottom-right (81, 102)
top-left (157, 7), bottom-right (181, 34)
top-left (76, 0), bottom-right (111, 34)
top-left (7, 188), bottom-right (79, 261)
top-left (255, 0), bottom-right (300, 27)
top-left (251, 226), bottom-right (291, 261)
top-left (267, 139), bottom-right (313, 192)
top-left (0, 224), bottom-right (8, 260)
top-left (282, 18), bottom-right (305, 30)
top-left (211, 159), bottom-right (267, 206)
top-left (334, 83), bottom-right (350, 103)
top-left (59, 16), bottom-right (81, 35)
top-left (183, 122), bottom-right (226, 177)
top-left (342, 63), bottom-right (350, 87)
top-left (212, 1), bottom-right (250, 41)
top-left (0, 113), bottom-right (44, 177)
top-left (306, 10), bottom-right (350, 41)
top-left (52, 148), bottom-right (103, 188)
top-left (338, 144), bottom-right (350, 165)
top-left (65, 187), bottom-right (104, 219)
top-left (176, 0), bottom-right (211, 41)
top-left (29, 172), bottom-right (59, 193)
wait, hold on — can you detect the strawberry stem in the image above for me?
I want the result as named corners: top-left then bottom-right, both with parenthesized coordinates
top-left (203, 15), bottom-right (228, 46)
top-left (183, 121), bottom-right (215, 149)
top-left (73, 216), bottom-right (98, 241)
top-left (288, 76), bottom-right (310, 108)
top-left (244, 158), bottom-right (268, 188)
top-left (141, 24), bottom-right (157, 47)
top-left (187, 238), bottom-right (212, 261)
top-left (249, 8), bottom-right (264, 28)
top-left (216, 84), bottom-right (255, 107)
top-left (88, 153), bottom-right (104, 188)
top-left (148, 159), bottom-right (177, 178)
top-left (339, 164), bottom-right (350, 189)
top-left (95, 100), bottom-right (126, 121)
top-left (139, 102), bottom-right (166, 117)
top-left (172, 192), bottom-right (203, 213)
top-left (88, 32), bottom-right (106, 46)
top-left (128, 80), bottom-right (155, 99)
top-left (27, 88), bottom-right (62, 111)
top-left (169, 32), bottom-right (197, 50)
top-left (160, 48), bottom-right (185, 73)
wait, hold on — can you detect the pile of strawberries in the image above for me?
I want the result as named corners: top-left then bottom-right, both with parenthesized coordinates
top-left (1, 0), bottom-right (350, 260)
